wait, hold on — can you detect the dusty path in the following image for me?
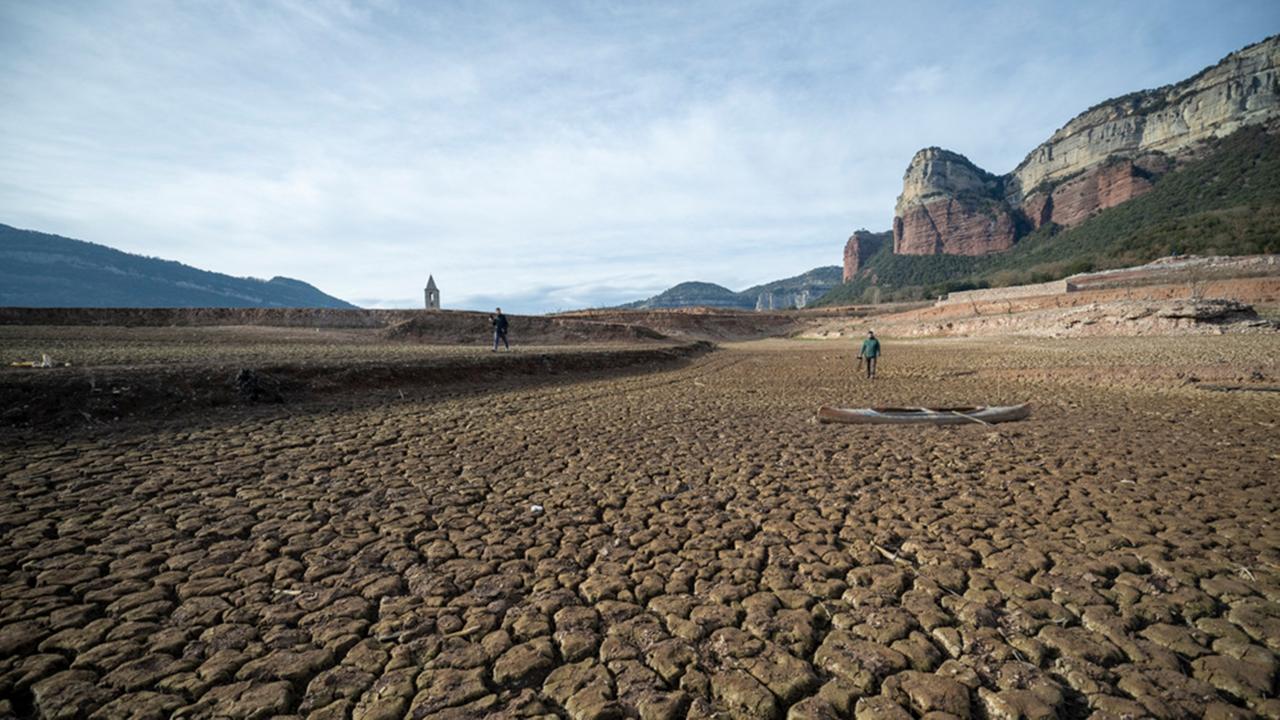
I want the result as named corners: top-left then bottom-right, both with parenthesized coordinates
top-left (2, 338), bottom-right (1278, 719)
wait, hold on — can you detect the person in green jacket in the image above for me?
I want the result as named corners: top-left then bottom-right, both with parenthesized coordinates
top-left (859, 330), bottom-right (881, 379)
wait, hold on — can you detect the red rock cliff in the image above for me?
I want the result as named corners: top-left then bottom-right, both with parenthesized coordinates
top-left (842, 230), bottom-right (890, 281)
top-left (892, 148), bottom-right (1016, 256)
top-left (893, 200), bottom-right (1017, 256)
top-left (1021, 155), bottom-right (1172, 230)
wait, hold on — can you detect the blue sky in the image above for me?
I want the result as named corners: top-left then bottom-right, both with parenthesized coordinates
top-left (1, 1), bottom-right (1276, 312)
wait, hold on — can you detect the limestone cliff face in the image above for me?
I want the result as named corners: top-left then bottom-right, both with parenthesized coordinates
top-left (892, 149), bottom-right (1017, 256)
top-left (746, 266), bottom-right (842, 310)
top-left (842, 230), bottom-right (890, 281)
top-left (754, 288), bottom-right (814, 310)
top-left (1010, 36), bottom-right (1280, 200)
top-left (888, 35), bottom-right (1280, 258)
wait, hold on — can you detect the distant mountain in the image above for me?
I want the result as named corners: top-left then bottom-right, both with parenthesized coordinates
top-left (621, 266), bottom-right (842, 310)
top-left (622, 281), bottom-right (749, 310)
top-left (0, 223), bottom-right (357, 308)
top-left (741, 266), bottom-right (843, 310)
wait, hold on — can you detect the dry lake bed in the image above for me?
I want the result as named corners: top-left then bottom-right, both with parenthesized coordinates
top-left (2, 333), bottom-right (1278, 719)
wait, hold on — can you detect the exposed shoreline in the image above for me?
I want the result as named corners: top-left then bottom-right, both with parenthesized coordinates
top-left (0, 337), bottom-right (714, 433)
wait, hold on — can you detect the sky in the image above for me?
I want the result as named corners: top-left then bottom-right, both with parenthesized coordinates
top-left (1, 1), bottom-right (1276, 312)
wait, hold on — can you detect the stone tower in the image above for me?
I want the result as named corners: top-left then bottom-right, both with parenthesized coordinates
top-left (424, 275), bottom-right (440, 310)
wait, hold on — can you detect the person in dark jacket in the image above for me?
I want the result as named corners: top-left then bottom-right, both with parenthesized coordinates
top-left (859, 330), bottom-right (880, 379)
top-left (491, 308), bottom-right (510, 351)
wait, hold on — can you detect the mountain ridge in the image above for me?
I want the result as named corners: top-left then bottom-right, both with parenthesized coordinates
top-left (0, 223), bottom-right (357, 309)
top-left (620, 266), bottom-right (842, 310)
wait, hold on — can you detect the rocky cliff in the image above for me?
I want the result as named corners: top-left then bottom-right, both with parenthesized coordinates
top-left (891, 148), bottom-right (1017, 256)
top-left (1021, 153), bottom-right (1174, 230)
top-left (1011, 36), bottom-right (1279, 198)
top-left (842, 230), bottom-right (890, 280)
top-left (891, 34), bottom-right (1280, 257)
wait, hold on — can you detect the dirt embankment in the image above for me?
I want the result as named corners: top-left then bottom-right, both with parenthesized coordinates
top-left (383, 313), bottom-right (667, 345)
top-left (0, 307), bottom-right (670, 344)
top-left (876, 299), bottom-right (1274, 338)
top-left (910, 277), bottom-right (1280, 324)
top-left (0, 306), bottom-right (801, 343)
top-left (0, 341), bottom-right (714, 431)
top-left (559, 304), bottom-right (931, 341)
top-left (556, 308), bottom-right (804, 340)
top-left (1068, 254), bottom-right (1280, 291)
top-left (804, 278), bottom-right (1280, 338)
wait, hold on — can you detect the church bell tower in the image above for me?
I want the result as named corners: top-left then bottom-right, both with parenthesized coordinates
top-left (424, 275), bottom-right (440, 310)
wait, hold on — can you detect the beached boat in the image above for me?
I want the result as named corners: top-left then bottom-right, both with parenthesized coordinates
top-left (817, 403), bottom-right (1031, 425)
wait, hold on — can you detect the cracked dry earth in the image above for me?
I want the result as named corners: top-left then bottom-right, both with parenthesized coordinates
top-left (2, 337), bottom-right (1279, 720)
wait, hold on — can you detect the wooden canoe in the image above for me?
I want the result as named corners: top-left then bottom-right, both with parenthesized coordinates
top-left (817, 403), bottom-right (1031, 425)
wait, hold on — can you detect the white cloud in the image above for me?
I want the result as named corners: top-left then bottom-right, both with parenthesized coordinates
top-left (892, 65), bottom-right (947, 96)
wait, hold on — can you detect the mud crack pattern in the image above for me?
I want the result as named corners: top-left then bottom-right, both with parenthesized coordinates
top-left (2, 338), bottom-right (1278, 719)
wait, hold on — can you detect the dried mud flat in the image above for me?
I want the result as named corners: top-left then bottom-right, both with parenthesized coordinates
top-left (2, 336), bottom-right (1279, 719)
top-left (0, 326), bottom-right (709, 430)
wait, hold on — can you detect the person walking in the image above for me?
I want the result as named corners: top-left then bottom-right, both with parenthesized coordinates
top-left (491, 308), bottom-right (510, 351)
top-left (859, 330), bottom-right (880, 379)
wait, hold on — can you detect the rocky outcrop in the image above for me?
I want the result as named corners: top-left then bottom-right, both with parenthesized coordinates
top-left (754, 289), bottom-right (814, 310)
top-left (893, 197), bottom-right (1018, 256)
top-left (842, 230), bottom-right (890, 281)
top-left (892, 149), bottom-right (1017, 255)
top-left (1022, 154), bottom-right (1173, 230)
top-left (887, 35), bottom-right (1280, 257)
top-left (898, 298), bottom-right (1275, 338)
top-left (1010, 36), bottom-right (1280, 199)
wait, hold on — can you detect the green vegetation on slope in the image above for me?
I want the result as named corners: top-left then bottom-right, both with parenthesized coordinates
top-left (740, 266), bottom-right (842, 299)
top-left (816, 126), bottom-right (1280, 305)
top-left (620, 281), bottom-right (749, 309)
top-left (0, 224), bottom-right (357, 308)
top-left (620, 267), bottom-right (841, 310)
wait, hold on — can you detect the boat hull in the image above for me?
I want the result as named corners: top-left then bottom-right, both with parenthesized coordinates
top-left (817, 404), bottom-right (1031, 425)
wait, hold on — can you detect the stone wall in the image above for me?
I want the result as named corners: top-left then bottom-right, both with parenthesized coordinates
top-left (937, 279), bottom-right (1076, 305)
